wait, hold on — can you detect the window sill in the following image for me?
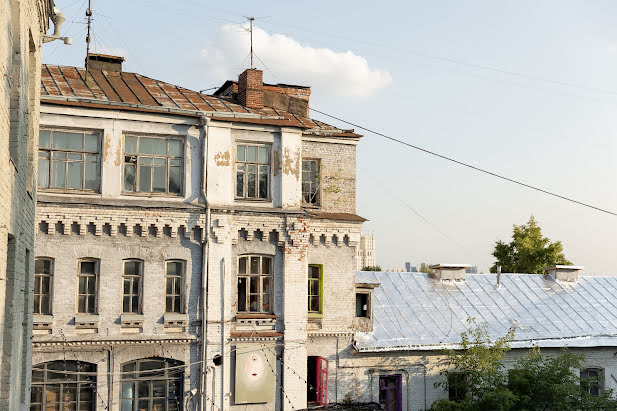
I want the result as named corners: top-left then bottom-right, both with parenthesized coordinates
top-left (122, 191), bottom-right (184, 198)
top-left (38, 188), bottom-right (100, 195)
top-left (121, 313), bottom-right (144, 328)
top-left (308, 313), bottom-right (323, 319)
top-left (33, 315), bottom-right (53, 329)
top-left (236, 313), bottom-right (277, 320)
top-left (75, 314), bottom-right (99, 329)
top-left (164, 312), bottom-right (187, 328)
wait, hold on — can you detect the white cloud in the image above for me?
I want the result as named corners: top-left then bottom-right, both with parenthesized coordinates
top-left (200, 25), bottom-right (392, 97)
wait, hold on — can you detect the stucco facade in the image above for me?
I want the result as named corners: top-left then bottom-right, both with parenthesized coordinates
top-left (1, 1), bottom-right (51, 409)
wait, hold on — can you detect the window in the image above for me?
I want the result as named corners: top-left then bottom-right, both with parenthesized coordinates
top-left (308, 265), bottom-right (323, 315)
top-left (165, 261), bottom-right (184, 313)
top-left (123, 135), bottom-right (183, 194)
top-left (31, 361), bottom-right (96, 411)
top-left (123, 260), bottom-right (142, 314)
top-left (38, 129), bottom-right (100, 191)
top-left (302, 159), bottom-right (320, 205)
top-left (379, 375), bottom-right (402, 411)
top-left (121, 358), bottom-right (183, 411)
top-left (448, 373), bottom-right (468, 402)
top-left (581, 368), bottom-right (603, 396)
top-left (34, 258), bottom-right (53, 315)
top-left (356, 293), bottom-right (370, 318)
top-left (237, 255), bottom-right (272, 313)
top-left (235, 144), bottom-right (270, 199)
top-left (77, 260), bottom-right (98, 314)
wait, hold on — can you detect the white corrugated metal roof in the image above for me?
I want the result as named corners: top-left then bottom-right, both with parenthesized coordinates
top-left (354, 271), bottom-right (617, 352)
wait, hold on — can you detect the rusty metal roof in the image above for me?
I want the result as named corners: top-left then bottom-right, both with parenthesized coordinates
top-left (40, 64), bottom-right (360, 138)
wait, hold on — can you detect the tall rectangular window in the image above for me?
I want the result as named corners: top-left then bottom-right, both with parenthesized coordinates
top-left (356, 293), bottom-right (370, 318)
top-left (123, 135), bottom-right (184, 194)
top-left (34, 258), bottom-right (53, 315)
top-left (38, 129), bottom-right (100, 191)
top-left (236, 144), bottom-right (270, 199)
top-left (122, 260), bottom-right (142, 314)
top-left (302, 159), bottom-right (320, 205)
top-left (77, 260), bottom-right (98, 314)
top-left (165, 260), bottom-right (184, 313)
top-left (237, 255), bottom-right (272, 313)
top-left (308, 265), bottom-right (323, 315)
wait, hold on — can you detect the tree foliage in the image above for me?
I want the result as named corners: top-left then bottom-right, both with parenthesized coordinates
top-left (490, 215), bottom-right (571, 274)
top-left (419, 263), bottom-right (435, 275)
top-left (431, 321), bottom-right (617, 411)
top-left (361, 265), bottom-right (381, 271)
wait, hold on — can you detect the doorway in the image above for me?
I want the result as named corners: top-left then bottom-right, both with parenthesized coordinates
top-left (379, 374), bottom-right (402, 411)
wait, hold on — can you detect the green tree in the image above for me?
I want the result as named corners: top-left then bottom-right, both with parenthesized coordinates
top-left (419, 263), bottom-right (435, 275)
top-left (431, 322), bottom-right (617, 411)
top-left (361, 265), bottom-right (381, 271)
top-left (431, 319), bottom-right (517, 411)
top-left (490, 215), bottom-right (571, 274)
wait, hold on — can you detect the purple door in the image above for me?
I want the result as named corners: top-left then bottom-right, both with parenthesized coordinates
top-left (379, 375), bottom-right (402, 411)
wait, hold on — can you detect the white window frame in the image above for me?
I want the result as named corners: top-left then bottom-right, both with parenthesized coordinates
top-left (235, 143), bottom-right (271, 200)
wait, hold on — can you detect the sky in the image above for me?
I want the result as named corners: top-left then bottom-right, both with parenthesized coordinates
top-left (43, 0), bottom-right (617, 274)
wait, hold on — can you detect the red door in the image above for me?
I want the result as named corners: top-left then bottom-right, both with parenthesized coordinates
top-left (316, 357), bottom-right (329, 405)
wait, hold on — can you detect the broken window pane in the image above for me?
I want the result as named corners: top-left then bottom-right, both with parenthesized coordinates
top-left (124, 164), bottom-right (136, 191)
top-left (302, 160), bottom-right (320, 205)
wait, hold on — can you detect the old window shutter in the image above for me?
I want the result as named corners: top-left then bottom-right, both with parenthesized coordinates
top-left (316, 357), bottom-right (329, 405)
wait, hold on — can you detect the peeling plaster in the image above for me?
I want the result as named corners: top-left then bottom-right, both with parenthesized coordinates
top-left (282, 147), bottom-right (300, 180)
top-left (103, 134), bottom-right (111, 163)
top-left (214, 151), bottom-right (230, 166)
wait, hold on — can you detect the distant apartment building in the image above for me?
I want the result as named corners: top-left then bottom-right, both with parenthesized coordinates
top-left (356, 233), bottom-right (376, 270)
top-left (1, 1), bottom-right (52, 409)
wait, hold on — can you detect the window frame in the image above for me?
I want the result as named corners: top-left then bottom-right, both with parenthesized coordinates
top-left (31, 360), bottom-right (97, 411)
top-left (580, 367), bottom-right (604, 397)
top-left (308, 264), bottom-right (323, 317)
top-left (234, 143), bottom-right (271, 201)
top-left (302, 159), bottom-right (321, 207)
top-left (237, 255), bottom-right (273, 314)
top-left (448, 372), bottom-right (468, 402)
top-left (120, 357), bottom-right (184, 411)
top-left (165, 260), bottom-right (185, 314)
top-left (122, 134), bottom-right (185, 196)
top-left (34, 257), bottom-right (53, 315)
top-left (38, 128), bottom-right (102, 193)
top-left (355, 292), bottom-right (371, 318)
top-left (76, 259), bottom-right (99, 315)
top-left (122, 259), bottom-right (143, 314)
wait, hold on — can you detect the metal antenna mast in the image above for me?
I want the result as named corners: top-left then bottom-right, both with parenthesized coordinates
top-left (85, 0), bottom-right (92, 78)
top-left (248, 16), bottom-right (255, 68)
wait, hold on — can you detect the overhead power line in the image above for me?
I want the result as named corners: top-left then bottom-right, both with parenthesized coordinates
top-left (310, 108), bottom-right (617, 217)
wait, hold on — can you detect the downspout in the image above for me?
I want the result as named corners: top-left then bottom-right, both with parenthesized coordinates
top-left (200, 115), bottom-right (210, 411)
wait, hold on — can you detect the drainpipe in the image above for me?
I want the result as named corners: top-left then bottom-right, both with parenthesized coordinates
top-left (199, 115), bottom-right (210, 411)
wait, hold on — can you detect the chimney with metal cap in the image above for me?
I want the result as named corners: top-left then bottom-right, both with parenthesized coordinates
top-left (430, 264), bottom-right (471, 281)
top-left (545, 265), bottom-right (583, 282)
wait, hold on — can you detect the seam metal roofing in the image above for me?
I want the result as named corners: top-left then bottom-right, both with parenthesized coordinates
top-left (354, 271), bottom-right (617, 352)
top-left (40, 64), bottom-right (361, 138)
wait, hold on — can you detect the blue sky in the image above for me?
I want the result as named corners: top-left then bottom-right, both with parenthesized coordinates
top-left (44, 1), bottom-right (617, 274)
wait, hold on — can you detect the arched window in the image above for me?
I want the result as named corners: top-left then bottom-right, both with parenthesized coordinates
top-left (31, 361), bottom-right (96, 411)
top-left (121, 358), bottom-right (183, 411)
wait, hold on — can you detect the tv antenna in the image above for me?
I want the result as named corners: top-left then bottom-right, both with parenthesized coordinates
top-left (245, 16), bottom-right (255, 69)
top-left (85, 0), bottom-right (93, 78)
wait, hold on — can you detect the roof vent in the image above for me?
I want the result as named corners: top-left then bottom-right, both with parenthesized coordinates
top-left (86, 53), bottom-right (124, 72)
top-left (430, 264), bottom-right (471, 281)
top-left (545, 265), bottom-right (583, 282)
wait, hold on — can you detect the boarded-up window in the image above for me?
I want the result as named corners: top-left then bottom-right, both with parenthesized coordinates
top-left (234, 343), bottom-right (275, 404)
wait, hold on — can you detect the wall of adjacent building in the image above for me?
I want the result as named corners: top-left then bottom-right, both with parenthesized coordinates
top-left (0, 0), bottom-right (50, 409)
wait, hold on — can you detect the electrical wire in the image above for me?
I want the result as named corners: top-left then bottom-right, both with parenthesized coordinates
top-left (310, 107), bottom-right (617, 217)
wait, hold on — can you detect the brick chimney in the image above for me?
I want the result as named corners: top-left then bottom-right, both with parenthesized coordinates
top-left (86, 53), bottom-right (124, 72)
top-left (545, 265), bottom-right (583, 282)
top-left (238, 69), bottom-right (264, 110)
top-left (430, 264), bottom-right (471, 281)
